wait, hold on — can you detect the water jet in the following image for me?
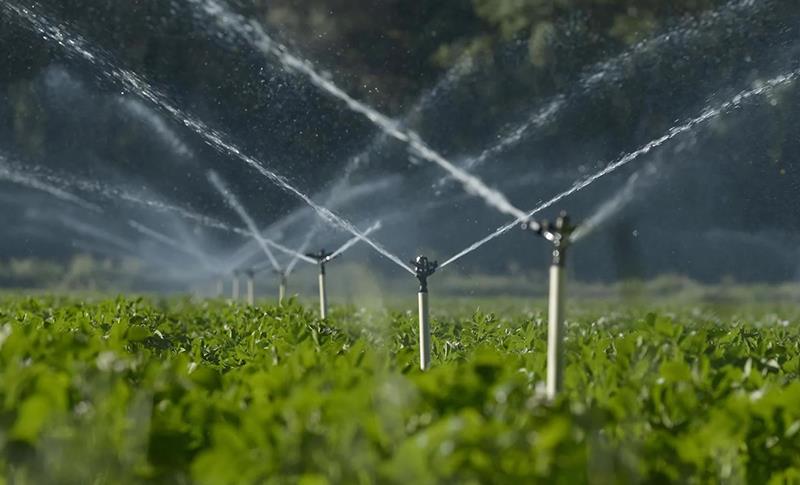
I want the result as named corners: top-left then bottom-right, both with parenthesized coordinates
top-left (1, 1), bottom-right (412, 276)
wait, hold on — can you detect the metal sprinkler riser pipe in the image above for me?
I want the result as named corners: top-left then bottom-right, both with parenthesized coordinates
top-left (273, 269), bottom-right (288, 305)
top-left (418, 291), bottom-right (430, 370)
top-left (231, 271), bottom-right (241, 301)
top-left (278, 274), bottom-right (287, 306)
top-left (306, 249), bottom-right (333, 319)
top-left (546, 260), bottom-right (565, 400)
top-left (245, 270), bottom-right (255, 305)
top-left (525, 211), bottom-right (576, 400)
top-left (318, 263), bottom-right (327, 319)
top-left (412, 256), bottom-right (438, 371)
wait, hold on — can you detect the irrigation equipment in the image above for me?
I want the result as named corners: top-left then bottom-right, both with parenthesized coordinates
top-left (306, 249), bottom-right (333, 319)
top-left (245, 269), bottom-right (255, 305)
top-left (412, 255), bottom-right (438, 371)
top-left (299, 226), bottom-right (382, 316)
top-left (190, 0), bottom-right (526, 221)
top-left (0, 154), bottom-right (103, 213)
top-left (3, 1), bottom-right (412, 276)
top-left (276, 270), bottom-right (288, 305)
top-left (208, 170), bottom-right (283, 275)
top-left (231, 270), bottom-right (241, 301)
top-left (526, 211), bottom-right (576, 400)
top-left (250, 261), bottom-right (290, 304)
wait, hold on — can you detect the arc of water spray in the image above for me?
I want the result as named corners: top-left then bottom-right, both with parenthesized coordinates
top-left (254, 220), bottom-right (382, 275)
top-left (8, 172), bottom-right (204, 274)
top-left (10, 156), bottom-right (254, 237)
top-left (128, 219), bottom-right (218, 272)
top-left (440, 67), bottom-right (800, 268)
top-left (186, 0), bottom-right (528, 222)
top-left (327, 221), bottom-right (383, 261)
top-left (272, 55), bottom-right (477, 275)
top-left (206, 169), bottom-right (317, 269)
top-left (119, 98), bottom-right (196, 160)
top-left (283, 226), bottom-right (319, 277)
top-left (57, 215), bottom-right (139, 255)
top-left (230, 176), bottom-right (397, 271)
top-left (8, 155), bottom-right (317, 265)
top-left (1, 149), bottom-right (309, 272)
top-left (569, 163), bottom-right (659, 243)
top-left (127, 219), bottom-right (226, 281)
top-left (1, 1), bottom-right (414, 275)
top-left (207, 170), bottom-right (283, 272)
top-left (28, 212), bottom-right (144, 256)
top-left (437, 0), bottom-right (770, 183)
top-left (0, 155), bottom-right (103, 213)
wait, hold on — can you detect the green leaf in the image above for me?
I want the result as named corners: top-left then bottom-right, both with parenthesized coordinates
top-left (10, 394), bottom-right (52, 443)
top-left (127, 324), bottom-right (152, 341)
top-left (660, 360), bottom-right (692, 383)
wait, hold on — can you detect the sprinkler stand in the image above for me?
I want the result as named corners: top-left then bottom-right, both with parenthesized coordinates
top-left (245, 269), bottom-right (255, 305)
top-left (527, 212), bottom-right (575, 400)
top-left (216, 278), bottom-right (224, 298)
top-left (231, 270), bottom-right (241, 302)
top-left (306, 249), bottom-right (333, 319)
top-left (412, 255), bottom-right (438, 371)
top-left (278, 272), bottom-right (287, 305)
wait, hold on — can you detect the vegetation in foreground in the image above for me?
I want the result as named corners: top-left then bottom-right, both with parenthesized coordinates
top-left (1, 296), bottom-right (799, 484)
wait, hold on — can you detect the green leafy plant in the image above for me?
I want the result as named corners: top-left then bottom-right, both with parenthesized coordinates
top-left (0, 295), bottom-right (798, 483)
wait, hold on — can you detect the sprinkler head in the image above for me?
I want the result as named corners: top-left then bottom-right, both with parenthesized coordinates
top-left (411, 255), bottom-right (438, 293)
top-left (306, 249), bottom-right (334, 275)
top-left (521, 218), bottom-right (543, 234)
top-left (525, 211), bottom-right (577, 266)
top-left (245, 269), bottom-right (255, 278)
top-left (545, 212), bottom-right (576, 266)
top-left (306, 248), bottom-right (334, 264)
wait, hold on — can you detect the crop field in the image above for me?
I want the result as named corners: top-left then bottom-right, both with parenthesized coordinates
top-left (0, 296), bottom-right (798, 484)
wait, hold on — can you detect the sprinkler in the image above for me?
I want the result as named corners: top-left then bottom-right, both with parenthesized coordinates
top-left (274, 269), bottom-right (288, 305)
top-left (245, 269), bottom-right (255, 305)
top-left (306, 249), bottom-right (333, 319)
top-left (216, 278), bottom-right (224, 298)
top-left (526, 211), bottom-right (576, 400)
top-left (231, 270), bottom-right (241, 302)
top-left (412, 255), bottom-right (438, 371)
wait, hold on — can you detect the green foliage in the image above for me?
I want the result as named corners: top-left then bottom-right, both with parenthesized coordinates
top-left (471, 0), bottom-right (717, 47)
top-left (0, 295), bottom-right (799, 483)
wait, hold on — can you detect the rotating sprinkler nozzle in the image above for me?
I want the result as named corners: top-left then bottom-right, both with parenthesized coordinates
top-left (413, 255), bottom-right (438, 292)
top-left (245, 269), bottom-right (255, 305)
top-left (526, 211), bottom-right (577, 400)
top-left (306, 249), bottom-right (334, 319)
top-left (529, 212), bottom-right (575, 268)
top-left (411, 255), bottom-right (438, 371)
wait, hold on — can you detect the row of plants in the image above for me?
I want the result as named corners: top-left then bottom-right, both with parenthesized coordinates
top-left (0, 296), bottom-right (798, 483)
